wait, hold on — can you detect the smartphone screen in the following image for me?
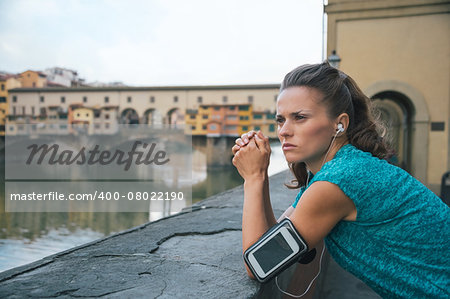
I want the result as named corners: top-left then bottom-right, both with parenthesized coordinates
top-left (252, 231), bottom-right (294, 273)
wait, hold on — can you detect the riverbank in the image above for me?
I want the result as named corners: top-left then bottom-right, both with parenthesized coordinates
top-left (0, 170), bottom-right (380, 298)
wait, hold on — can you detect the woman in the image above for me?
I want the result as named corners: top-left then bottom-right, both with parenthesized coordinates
top-left (232, 62), bottom-right (449, 298)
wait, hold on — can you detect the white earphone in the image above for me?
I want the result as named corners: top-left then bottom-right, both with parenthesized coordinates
top-left (337, 123), bottom-right (344, 133)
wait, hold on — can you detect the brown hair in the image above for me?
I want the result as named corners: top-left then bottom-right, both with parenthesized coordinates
top-left (280, 62), bottom-right (392, 188)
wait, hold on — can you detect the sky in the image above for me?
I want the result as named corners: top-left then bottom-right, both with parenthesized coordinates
top-left (0, 0), bottom-right (325, 86)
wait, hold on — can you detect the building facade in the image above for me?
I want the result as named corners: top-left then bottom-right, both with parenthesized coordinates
top-left (7, 84), bottom-right (280, 138)
top-left (325, 0), bottom-right (450, 192)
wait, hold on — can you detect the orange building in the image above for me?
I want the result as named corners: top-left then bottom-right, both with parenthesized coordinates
top-left (18, 70), bottom-right (47, 88)
top-left (185, 104), bottom-right (262, 137)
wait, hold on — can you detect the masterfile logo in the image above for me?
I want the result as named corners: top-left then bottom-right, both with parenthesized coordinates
top-left (26, 141), bottom-right (170, 171)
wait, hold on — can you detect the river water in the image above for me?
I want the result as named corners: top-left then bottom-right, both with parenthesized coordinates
top-left (0, 141), bottom-right (288, 272)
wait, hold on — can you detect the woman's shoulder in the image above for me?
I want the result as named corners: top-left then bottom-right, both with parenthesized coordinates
top-left (317, 144), bottom-right (386, 180)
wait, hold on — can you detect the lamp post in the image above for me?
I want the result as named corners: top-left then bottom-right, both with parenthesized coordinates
top-left (327, 50), bottom-right (341, 69)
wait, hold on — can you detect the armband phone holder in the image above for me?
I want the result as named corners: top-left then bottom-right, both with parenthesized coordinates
top-left (243, 218), bottom-right (308, 283)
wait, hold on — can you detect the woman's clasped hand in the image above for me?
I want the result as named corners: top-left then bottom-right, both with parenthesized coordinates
top-left (232, 130), bottom-right (271, 182)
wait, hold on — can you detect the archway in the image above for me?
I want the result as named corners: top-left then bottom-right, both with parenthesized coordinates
top-left (365, 80), bottom-right (430, 183)
top-left (143, 108), bottom-right (156, 125)
top-left (372, 92), bottom-right (413, 171)
top-left (120, 108), bottom-right (139, 124)
top-left (166, 108), bottom-right (184, 127)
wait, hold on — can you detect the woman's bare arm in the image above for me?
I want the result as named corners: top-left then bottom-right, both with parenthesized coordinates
top-left (233, 131), bottom-right (276, 229)
top-left (288, 181), bottom-right (356, 249)
top-left (232, 132), bottom-right (276, 278)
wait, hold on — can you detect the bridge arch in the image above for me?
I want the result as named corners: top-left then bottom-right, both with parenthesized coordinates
top-left (143, 108), bottom-right (162, 125)
top-left (120, 108), bottom-right (140, 124)
top-left (166, 108), bottom-right (184, 127)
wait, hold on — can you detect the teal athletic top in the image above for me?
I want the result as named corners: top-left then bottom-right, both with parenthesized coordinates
top-left (292, 144), bottom-right (450, 298)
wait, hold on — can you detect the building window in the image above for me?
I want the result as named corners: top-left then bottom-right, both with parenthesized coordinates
top-left (202, 125), bottom-right (207, 130)
top-left (238, 105), bottom-right (249, 111)
top-left (191, 125), bottom-right (196, 130)
top-left (12, 96), bottom-right (17, 103)
top-left (40, 107), bottom-right (46, 115)
top-left (95, 123), bottom-right (101, 129)
top-left (127, 96), bottom-right (132, 103)
top-left (242, 126), bottom-right (248, 131)
top-left (174, 96), bottom-right (178, 103)
top-left (0, 97), bottom-right (6, 103)
top-left (254, 126), bottom-right (261, 131)
top-left (105, 96), bottom-right (109, 103)
top-left (61, 96), bottom-right (65, 103)
top-left (190, 115), bottom-right (195, 119)
top-left (32, 82), bottom-right (36, 88)
top-left (12, 107), bottom-right (16, 115)
top-left (210, 124), bottom-right (217, 130)
top-left (266, 113), bottom-right (275, 119)
top-left (254, 114), bottom-right (263, 119)
top-left (60, 124), bottom-right (67, 129)
top-left (269, 124), bottom-right (275, 132)
top-left (150, 96), bottom-right (155, 103)
top-left (197, 96), bottom-right (202, 103)
top-left (214, 107), bottom-right (220, 111)
top-left (83, 96), bottom-right (87, 103)
top-left (222, 96), bottom-right (228, 103)
top-left (31, 106), bottom-right (35, 116)
top-left (202, 115), bottom-right (208, 119)
top-left (22, 107), bottom-right (25, 115)
top-left (248, 95), bottom-right (253, 103)
top-left (1, 84), bottom-right (4, 91)
top-left (105, 123), bottom-right (110, 129)
top-left (40, 96), bottom-right (44, 103)
top-left (228, 106), bottom-right (235, 110)
top-left (105, 114), bottom-right (110, 120)
top-left (239, 116), bottom-right (249, 121)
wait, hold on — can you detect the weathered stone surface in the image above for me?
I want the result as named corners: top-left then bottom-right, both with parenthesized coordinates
top-left (0, 171), bottom-right (380, 298)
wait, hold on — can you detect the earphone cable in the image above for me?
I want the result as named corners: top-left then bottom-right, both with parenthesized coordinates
top-left (275, 243), bottom-right (326, 298)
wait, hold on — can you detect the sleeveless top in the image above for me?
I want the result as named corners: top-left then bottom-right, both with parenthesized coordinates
top-left (292, 144), bottom-right (450, 298)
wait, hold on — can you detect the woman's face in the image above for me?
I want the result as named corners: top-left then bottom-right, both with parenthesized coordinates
top-left (276, 86), bottom-right (336, 167)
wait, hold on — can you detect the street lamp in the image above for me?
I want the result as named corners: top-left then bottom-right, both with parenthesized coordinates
top-left (327, 50), bottom-right (341, 69)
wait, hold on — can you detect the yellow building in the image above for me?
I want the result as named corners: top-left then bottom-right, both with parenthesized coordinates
top-left (251, 111), bottom-right (277, 138)
top-left (0, 76), bottom-right (7, 135)
top-left (325, 0), bottom-right (450, 193)
top-left (237, 104), bottom-right (252, 136)
top-left (0, 75), bottom-right (22, 135)
top-left (70, 107), bottom-right (94, 134)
